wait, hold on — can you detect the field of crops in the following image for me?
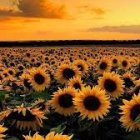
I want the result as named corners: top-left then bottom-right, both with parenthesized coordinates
top-left (0, 46), bottom-right (140, 140)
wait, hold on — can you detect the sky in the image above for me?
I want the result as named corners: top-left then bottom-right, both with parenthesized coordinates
top-left (0, 0), bottom-right (140, 40)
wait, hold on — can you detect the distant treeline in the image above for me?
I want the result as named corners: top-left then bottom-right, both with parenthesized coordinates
top-left (0, 40), bottom-right (140, 47)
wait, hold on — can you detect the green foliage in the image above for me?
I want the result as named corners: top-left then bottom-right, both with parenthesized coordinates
top-left (30, 90), bottom-right (51, 100)
top-left (6, 137), bottom-right (19, 140)
top-left (124, 132), bottom-right (140, 140)
top-left (50, 123), bottom-right (66, 134)
top-left (134, 114), bottom-right (140, 123)
top-left (0, 91), bottom-right (7, 100)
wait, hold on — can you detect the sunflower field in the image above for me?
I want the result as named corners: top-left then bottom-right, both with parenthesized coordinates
top-left (0, 46), bottom-right (140, 140)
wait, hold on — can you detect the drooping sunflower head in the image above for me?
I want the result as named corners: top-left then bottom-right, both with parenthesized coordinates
top-left (67, 77), bottom-right (85, 91)
top-left (55, 63), bottom-right (81, 84)
top-left (20, 73), bottom-right (32, 90)
top-left (49, 87), bottom-right (76, 116)
top-left (120, 94), bottom-right (140, 131)
top-left (134, 80), bottom-right (140, 95)
top-left (0, 104), bottom-right (46, 130)
top-left (32, 99), bottom-right (49, 114)
top-left (97, 58), bottom-right (111, 74)
top-left (73, 59), bottom-right (88, 75)
top-left (98, 72), bottom-right (124, 99)
top-left (0, 125), bottom-right (8, 140)
top-left (29, 67), bottom-right (50, 92)
top-left (123, 72), bottom-right (135, 89)
top-left (74, 86), bottom-right (111, 121)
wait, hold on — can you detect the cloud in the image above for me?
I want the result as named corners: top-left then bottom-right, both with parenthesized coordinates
top-left (88, 25), bottom-right (140, 34)
top-left (0, 0), bottom-right (68, 19)
top-left (79, 5), bottom-right (106, 15)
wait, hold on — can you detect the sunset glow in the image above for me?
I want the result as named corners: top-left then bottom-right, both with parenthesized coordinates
top-left (0, 0), bottom-right (140, 40)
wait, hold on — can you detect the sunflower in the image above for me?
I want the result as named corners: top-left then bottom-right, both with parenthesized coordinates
top-left (20, 73), bottom-right (32, 90)
top-left (7, 68), bottom-right (16, 76)
top-left (73, 59), bottom-right (88, 75)
top-left (97, 58), bottom-right (111, 74)
top-left (0, 74), bottom-right (4, 83)
top-left (74, 86), bottom-right (110, 121)
top-left (2, 70), bottom-right (10, 79)
top-left (0, 125), bottom-right (7, 140)
top-left (29, 67), bottom-right (50, 92)
top-left (23, 133), bottom-right (44, 140)
top-left (134, 80), bottom-right (140, 95)
top-left (67, 77), bottom-right (85, 91)
top-left (17, 64), bottom-right (25, 71)
top-left (24, 132), bottom-right (44, 140)
top-left (24, 132), bottom-right (72, 140)
top-left (0, 105), bottom-right (46, 130)
top-left (55, 63), bottom-right (81, 83)
top-left (123, 72), bottom-right (135, 89)
top-left (98, 72), bottom-right (124, 99)
top-left (120, 94), bottom-right (140, 131)
top-left (45, 132), bottom-right (72, 140)
top-left (49, 87), bottom-right (76, 116)
top-left (120, 58), bottom-right (130, 70)
top-left (111, 56), bottom-right (119, 67)
top-left (32, 99), bottom-right (49, 114)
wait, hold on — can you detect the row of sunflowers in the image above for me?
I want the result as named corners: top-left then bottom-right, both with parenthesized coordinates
top-left (0, 47), bottom-right (139, 140)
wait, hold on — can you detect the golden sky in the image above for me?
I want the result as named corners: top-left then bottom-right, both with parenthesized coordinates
top-left (0, 0), bottom-right (140, 40)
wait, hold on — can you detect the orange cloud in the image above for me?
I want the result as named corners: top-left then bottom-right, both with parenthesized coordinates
top-left (92, 8), bottom-right (105, 15)
top-left (88, 25), bottom-right (140, 34)
top-left (79, 5), bottom-right (106, 15)
top-left (0, 0), bottom-right (68, 19)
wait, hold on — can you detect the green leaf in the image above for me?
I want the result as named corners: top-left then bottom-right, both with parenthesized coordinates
top-left (0, 91), bottom-right (7, 100)
top-left (124, 131), bottom-right (140, 140)
top-left (30, 90), bottom-right (51, 100)
top-left (134, 114), bottom-right (140, 123)
top-left (6, 136), bottom-right (19, 140)
top-left (50, 124), bottom-right (66, 134)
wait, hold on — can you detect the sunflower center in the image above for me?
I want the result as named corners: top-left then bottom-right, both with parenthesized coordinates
top-left (0, 76), bottom-right (2, 80)
top-left (122, 61), bottom-right (128, 67)
top-left (10, 110), bottom-right (35, 121)
top-left (58, 93), bottom-right (73, 108)
top-left (113, 59), bottom-right (117, 64)
top-left (124, 78), bottom-right (134, 88)
top-left (34, 73), bottom-right (45, 85)
top-left (84, 96), bottom-right (101, 111)
top-left (63, 68), bottom-right (75, 80)
top-left (9, 70), bottom-right (14, 75)
top-left (130, 104), bottom-right (140, 121)
top-left (73, 83), bottom-right (81, 90)
top-left (104, 79), bottom-right (117, 92)
top-left (78, 65), bottom-right (84, 71)
top-left (10, 63), bottom-right (15, 67)
top-left (18, 66), bottom-right (24, 71)
top-left (99, 62), bottom-right (107, 70)
top-left (4, 73), bottom-right (8, 77)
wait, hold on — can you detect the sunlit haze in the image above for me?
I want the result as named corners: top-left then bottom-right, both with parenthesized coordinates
top-left (0, 0), bottom-right (140, 40)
